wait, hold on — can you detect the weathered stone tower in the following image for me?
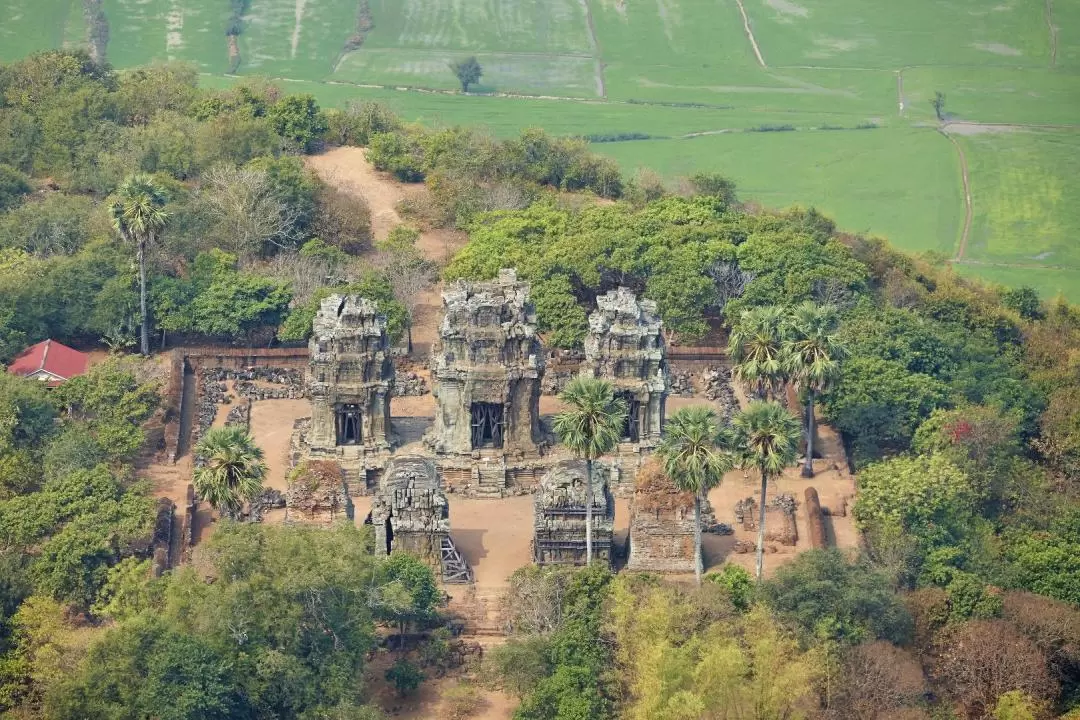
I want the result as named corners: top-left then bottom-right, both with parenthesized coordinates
top-left (533, 461), bottom-right (615, 567)
top-left (584, 287), bottom-right (668, 448)
top-left (426, 269), bottom-right (547, 494)
top-left (627, 458), bottom-right (697, 573)
top-left (371, 456), bottom-right (449, 564)
top-left (303, 295), bottom-right (393, 493)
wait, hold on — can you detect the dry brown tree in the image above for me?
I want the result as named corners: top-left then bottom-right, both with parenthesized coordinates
top-left (829, 640), bottom-right (928, 720)
top-left (933, 619), bottom-right (1058, 719)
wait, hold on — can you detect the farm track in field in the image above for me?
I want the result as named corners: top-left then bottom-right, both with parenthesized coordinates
top-left (579, 0), bottom-right (606, 97)
top-left (732, 0), bottom-right (766, 67)
top-left (939, 128), bottom-right (973, 261)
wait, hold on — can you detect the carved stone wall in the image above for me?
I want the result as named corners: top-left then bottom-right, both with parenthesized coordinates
top-left (584, 287), bottom-right (668, 449)
top-left (533, 461), bottom-right (614, 567)
top-left (426, 270), bottom-right (546, 490)
top-left (301, 295), bottom-right (394, 492)
top-left (627, 459), bottom-right (696, 573)
top-left (371, 456), bottom-right (450, 567)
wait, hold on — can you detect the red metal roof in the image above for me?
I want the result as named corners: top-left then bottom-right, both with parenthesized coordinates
top-left (6, 339), bottom-right (90, 384)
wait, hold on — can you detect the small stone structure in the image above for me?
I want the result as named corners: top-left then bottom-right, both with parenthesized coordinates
top-left (285, 460), bottom-right (352, 526)
top-left (627, 459), bottom-right (696, 573)
top-left (734, 494), bottom-right (798, 546)
top-left (297, 295), bottom-right (394, 494)
top-left (372, 456), bottom-right (449, 565)
top-left (533, 461), bottom-right (614, 567)
top-left (426, 269), bottom-right (547, 495)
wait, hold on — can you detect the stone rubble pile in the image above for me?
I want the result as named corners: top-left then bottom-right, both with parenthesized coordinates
top-left (541, 370), bottom-right (574, 395)
top-left (702, 367), bottom-right (739, 420)
top-left (393, 371), bottom-right (429, 396)
top-left (668, 370), bottom-right (694, 396)
top-left (225, 403), bottom-right (250, 428)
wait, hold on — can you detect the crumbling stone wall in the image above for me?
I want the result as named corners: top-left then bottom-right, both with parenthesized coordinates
top-left (583, 287), bottom-right (668, 448)
top-left (735, 493), bottom-right (798, 546)
top-left (372, 456), bottom-right (449, 567)
top-left (307, 294), bottom-right (394, 456)
top-left (627, 459), bottom-right (696, 573)
top-left (533, 461), bottom-right (614, 567)
top-left (426, 269), bottom-right (545, 462)
top-left (285, 460), bottom-right (352, 526)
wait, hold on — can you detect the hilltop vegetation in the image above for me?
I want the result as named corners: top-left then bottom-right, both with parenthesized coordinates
top-left (0, 50), bottom-right (1079, 718)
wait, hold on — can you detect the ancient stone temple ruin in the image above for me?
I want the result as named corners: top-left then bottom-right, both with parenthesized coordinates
top-left (284, 460), bottom-right (352, 526)
top-left (533, 461), bottom-right (615, 567)
top-left (371, 456), bottom-right (471, 582)
top-left (626, 459), bottom-right (696, 573)
top-left (299, 295), bottom-right (394, 494)
top-left (425, 269), bottom-right (547, 495)
top-left (584, 287), bottom-right (668, 448)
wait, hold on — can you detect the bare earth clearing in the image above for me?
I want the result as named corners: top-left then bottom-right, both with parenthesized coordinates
top-left (140, 148), bottom-right (859, 718)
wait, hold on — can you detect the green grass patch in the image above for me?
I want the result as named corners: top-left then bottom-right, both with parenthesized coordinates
top-left (364, 0), bottom-right (593, 55)
top-left (960, 129), bottom-right (1080, 267)
top-left (1055, 0), bottom-right (1080, 68)
top-left (903, 67), bottom-right (1080, 126)
top-left (953, 262), bottom-right (1080, 301)
top-left (746, 0), bottom-right (1051, 68)
top-left (593, 126), bottom-right (962, 256)
top-left (0, 0), bottom-right (82, 61)
top-left (102, 0), bottom-right (230, 72)
top-left (236, 0), bottom-right (357, 78)
top-left (331, 49), bottom-right (599, 97)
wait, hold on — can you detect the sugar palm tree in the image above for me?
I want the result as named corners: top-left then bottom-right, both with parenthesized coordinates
top-left (731, 401), bottom-right (801, 581)
top-left (193, 426), bottom-right (267, 516)
top-left (784, 302), bottom-right (846, 478)
top-left (553, 375), bottom-right (627, 565)
top-left (109, 174), bottom-right (169, 356)
top-left (728, 306), bottom-right (790, 400)
top-left (656, 406), bottom-right (734, 584)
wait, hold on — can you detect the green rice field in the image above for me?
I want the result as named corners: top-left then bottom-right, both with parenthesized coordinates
top-left (3, 0), bottom-right (1079, 297)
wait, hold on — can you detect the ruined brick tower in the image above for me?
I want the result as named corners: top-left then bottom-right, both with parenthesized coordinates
top-left (584, 287), bottom-right (668, 450)
top-left (303, 295), bottom-right (393, 492)
top-left (426, 269), bottom-right (546, 494)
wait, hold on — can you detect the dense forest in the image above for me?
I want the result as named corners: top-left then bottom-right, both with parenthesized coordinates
top-left (0, 50), bottom-right (1078, 719)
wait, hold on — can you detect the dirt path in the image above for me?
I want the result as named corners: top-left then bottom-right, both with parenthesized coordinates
top-left (290, 0), bottom-right (307, 59)
top-left (1046, 0), bottom-right (1059, 67)
top-left (895, 68), bottom-right (906, 116)
top-left (939, 129), bottom-right (973, 261)
top-left (732, 0), bottom-right (767, 68)
top-left (578, 0), bottom-right (607, 98)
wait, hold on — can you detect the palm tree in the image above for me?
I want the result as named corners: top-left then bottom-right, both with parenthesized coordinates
top-left (728, 306), bottom-right (790, 400)
top-left (784, 302), bottom-right (846, 478)
top-left (553, 375), bottom-right (627, 565)
top-left (109, 175), bottom-right (169, 356)
top-left (193, 426), bottom-right (267, 516)
top-left (731, 401), bottom-right (800, 581)
top-left (656, 406), bottom-right (734, 584)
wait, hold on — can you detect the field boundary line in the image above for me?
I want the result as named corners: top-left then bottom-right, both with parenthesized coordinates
top-left (732, 0), bottom-right (767, 68)
top-left (1046, 0), bottom-right (1058, 67)
top-left (939, 129), bottom-right (972, 261)
top-left (579, 0), bottom-right (607, 98)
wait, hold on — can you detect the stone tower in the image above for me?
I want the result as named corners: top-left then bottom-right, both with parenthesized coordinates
top-left (584, 287), bottom-right (668, 448)
top-left (426, 269), bottom-right (545, 461)
top-left (371, 456), bottom-right (449, 564)
top-left (533, 461), bottom-right (615, 567)
top-left (304, 295), bottom-right (393, 491)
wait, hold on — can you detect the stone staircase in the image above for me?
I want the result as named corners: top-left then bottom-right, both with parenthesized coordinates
top-left (448, 584), bottom-right (507, 638)
top-left (473, 461), bottom-right (507, 497)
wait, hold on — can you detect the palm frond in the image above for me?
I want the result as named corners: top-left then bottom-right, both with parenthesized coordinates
top-left (553, 375), bottom-right (628, 460)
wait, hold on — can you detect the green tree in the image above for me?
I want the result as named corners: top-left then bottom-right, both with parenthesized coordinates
top-left (762, 549), bottom-right (911, 644)
top-left (0, 164), bottom-right (30, 212)
top-left (374, 553), bottom-right (440, 644)
top-left (784, 302), bottom-right (845, 478)
top-left (268, 94), bottom-right (328, 152)
top-left (449, 57), bottom-right (482, 93)
top-left (728, 306), bottom-right (790, 400)
top-left (553, 376), bottom-right (627, 564)
top-left (656, 406), bottom-right (733, 584)
top-left (192, 426), bottom-right (266, 516)
top-left (109, 174), bottom-right (169, 356)
top-left (731, 401), bottom-right (801, 581)
top-left (385, 658), bottom-right (424, 697)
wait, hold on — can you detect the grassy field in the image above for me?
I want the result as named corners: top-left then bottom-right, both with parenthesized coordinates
top-left (4, 0), bottom-right (1079, 297)
top-left (593, 127), bottom-right (962, 257)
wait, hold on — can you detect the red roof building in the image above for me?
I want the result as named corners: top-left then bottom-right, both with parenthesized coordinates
top-left (6, 339), bottom-right (90, 387)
